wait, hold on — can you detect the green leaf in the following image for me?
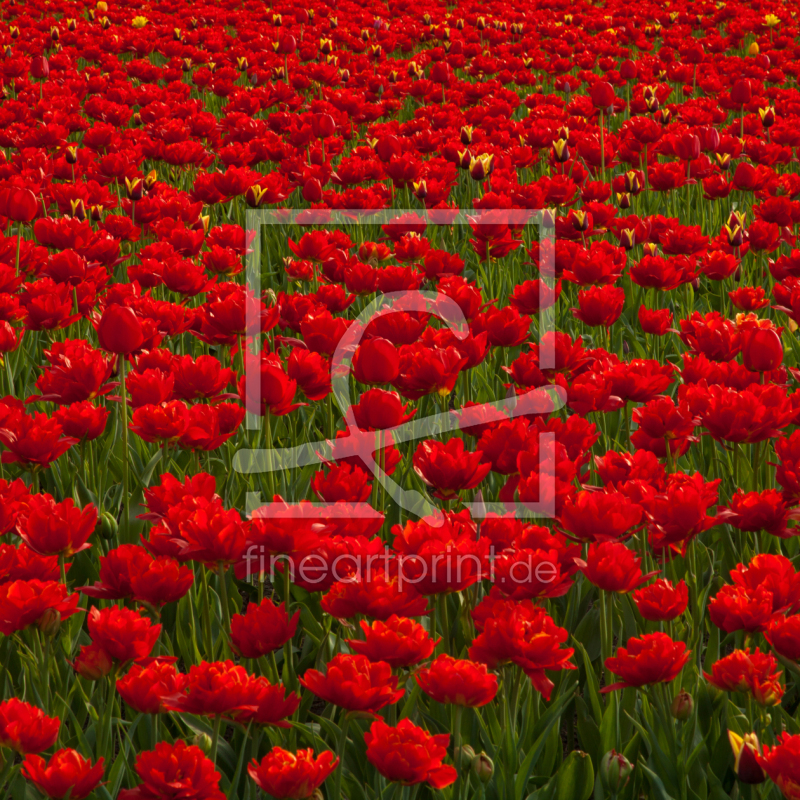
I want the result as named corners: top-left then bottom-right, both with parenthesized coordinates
top-left (575, 696), bottom-right (601, 763)
top-left (514, 682), bottom-right (577, 800)
top-left (555, 750), bottom-right (595, 800)
top-left (573, 638), bottom-right (603, 725)
top-left (639, 762), bottom-right (677, 800)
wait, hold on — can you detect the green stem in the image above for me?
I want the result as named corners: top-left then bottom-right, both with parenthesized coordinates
top-left (439, 592), bottom-right (450, 656)
top-left (332, 713), bottom-right (353, 800)
top-left (217, 561), bottom-right (232, 656)
top-left (283, 562), bottom-right (294, 689)
top-left (209, 713), bottom-right (223, 765)
top-left (453, 704), bottom-right (465, 800)
top-left (118, 356), bottom-right (131, 542)
top-left (200, 567), bottom-right (214, 659)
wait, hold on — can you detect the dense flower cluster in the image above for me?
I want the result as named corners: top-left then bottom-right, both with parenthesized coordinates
top-left (0, 0), bottom-right (800, 798)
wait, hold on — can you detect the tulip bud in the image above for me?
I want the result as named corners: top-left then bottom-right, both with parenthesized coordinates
top-left (144, 170), bottom-right (158, 191)
top-left (302, 178), bottom-right (323, 203)
top-left (30, 56), bottom-right (49, 80)
top-left (552, 139), bottom-right (570, 163)
top-left (728, 209), bottom-right (746, 229)
top-left (728, 732), bottom-right (766, 784)
top-left (619, 228), bottom-right (636, 250)
top-left (455, 745), bottom-right (475, 771)
top-left (724, 224), bottom-right (743, 248)
top-left (642, 242), bottom-right (659, 257)
top-left (716, 153), bottom-right (731, 170)
top-left (70, 199), bottom-right (86, 221)
top-left (276, 33), bottom-right (296, 55)
top-left (742, 327), bottom-right (783, 372)
top-left (73, 644), bottom-right (112, 681)
top-left (600, 750), bottom-right (633, 793)
top-left (456, 149), bottom-right (472, 170)
top-left (759, 106), bottom-right (776, 128)
top-left (748, 41), bottom-right (760, 56)
top-left (193, 733), bottom-right (213, 754)
top-left (541, 208), bottom-right (556, 228)
top-left (590, 81), bottom-right (615, 110)
top-left (98, 511), bottom-right (118, 540)
top-left (245, 184), bottom-right (267, 209)
top-left (125, 177), bottom-right (144, 201)
top-left (624, 170), bottom-right (642, 194)
top-left (97, 305), bottom-right (144, 355)
top-left (468, 154), bottom-right (494, 181)
top-left (38, 608), bottom-right (61, 638)
top-left (571, 209), bottom-right (590, 232)
top-left (309, 791), bottom-right (323, 800)
top-left (671, 690), bottom-right (694, 720)
top-left (460, 126), bottom-right (473, 146)
top-left (620, 59), bottom-right (637, 80)
top-left (617, 192), bottom-right (631, 210)
top-left (65, 145), bottom-right (79, 165)
top-left (471, 752), bottom-right (493, 783)
top-left (412, 180), bottom-right (427, 200)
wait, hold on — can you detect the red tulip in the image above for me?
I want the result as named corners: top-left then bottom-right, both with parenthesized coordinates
top-left (0, 698), bottom-right (59, 754)
top-left (0, 186), bottom-right (38, 223)
top-left (345, 615), bottom-right (436, 668)
top-left (248, 747), bottom-right (338, 800)
top-left (414, 654), bottom-right (498, 707)
top-left (22, 750), bottom-right (104, 800)
top-left (590, 81), bottom-right (616, 109)
top-left (603, 633), bottom-right (690, 692)
top-left (230, 597), bottom-right (299, 659)
top-left (299, 653), bottom-right (403, 714)
top-left (742, 327), bottom-right (783, 372)
top-left (119, 741), bottom-right (224, 800)
top-left (87, 606), bottom-right (161, 665)
top-left (117, 661), bottom-right (188, 715)
top-left (97, 305), bottom-right (144, 354)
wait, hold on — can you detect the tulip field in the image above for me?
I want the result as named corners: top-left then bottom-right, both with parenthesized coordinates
top-left (5, 0), bottom-right (800, 798)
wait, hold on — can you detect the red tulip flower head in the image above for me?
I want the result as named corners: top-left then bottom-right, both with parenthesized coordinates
top-left (22, 750), bottom-right (104, 800)
top-left (364, 718), bottom-right (457, 789)
top-left (97, 305), bottom-right (144, 354)
top-left (248, 747), bottom-right (338, 800)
